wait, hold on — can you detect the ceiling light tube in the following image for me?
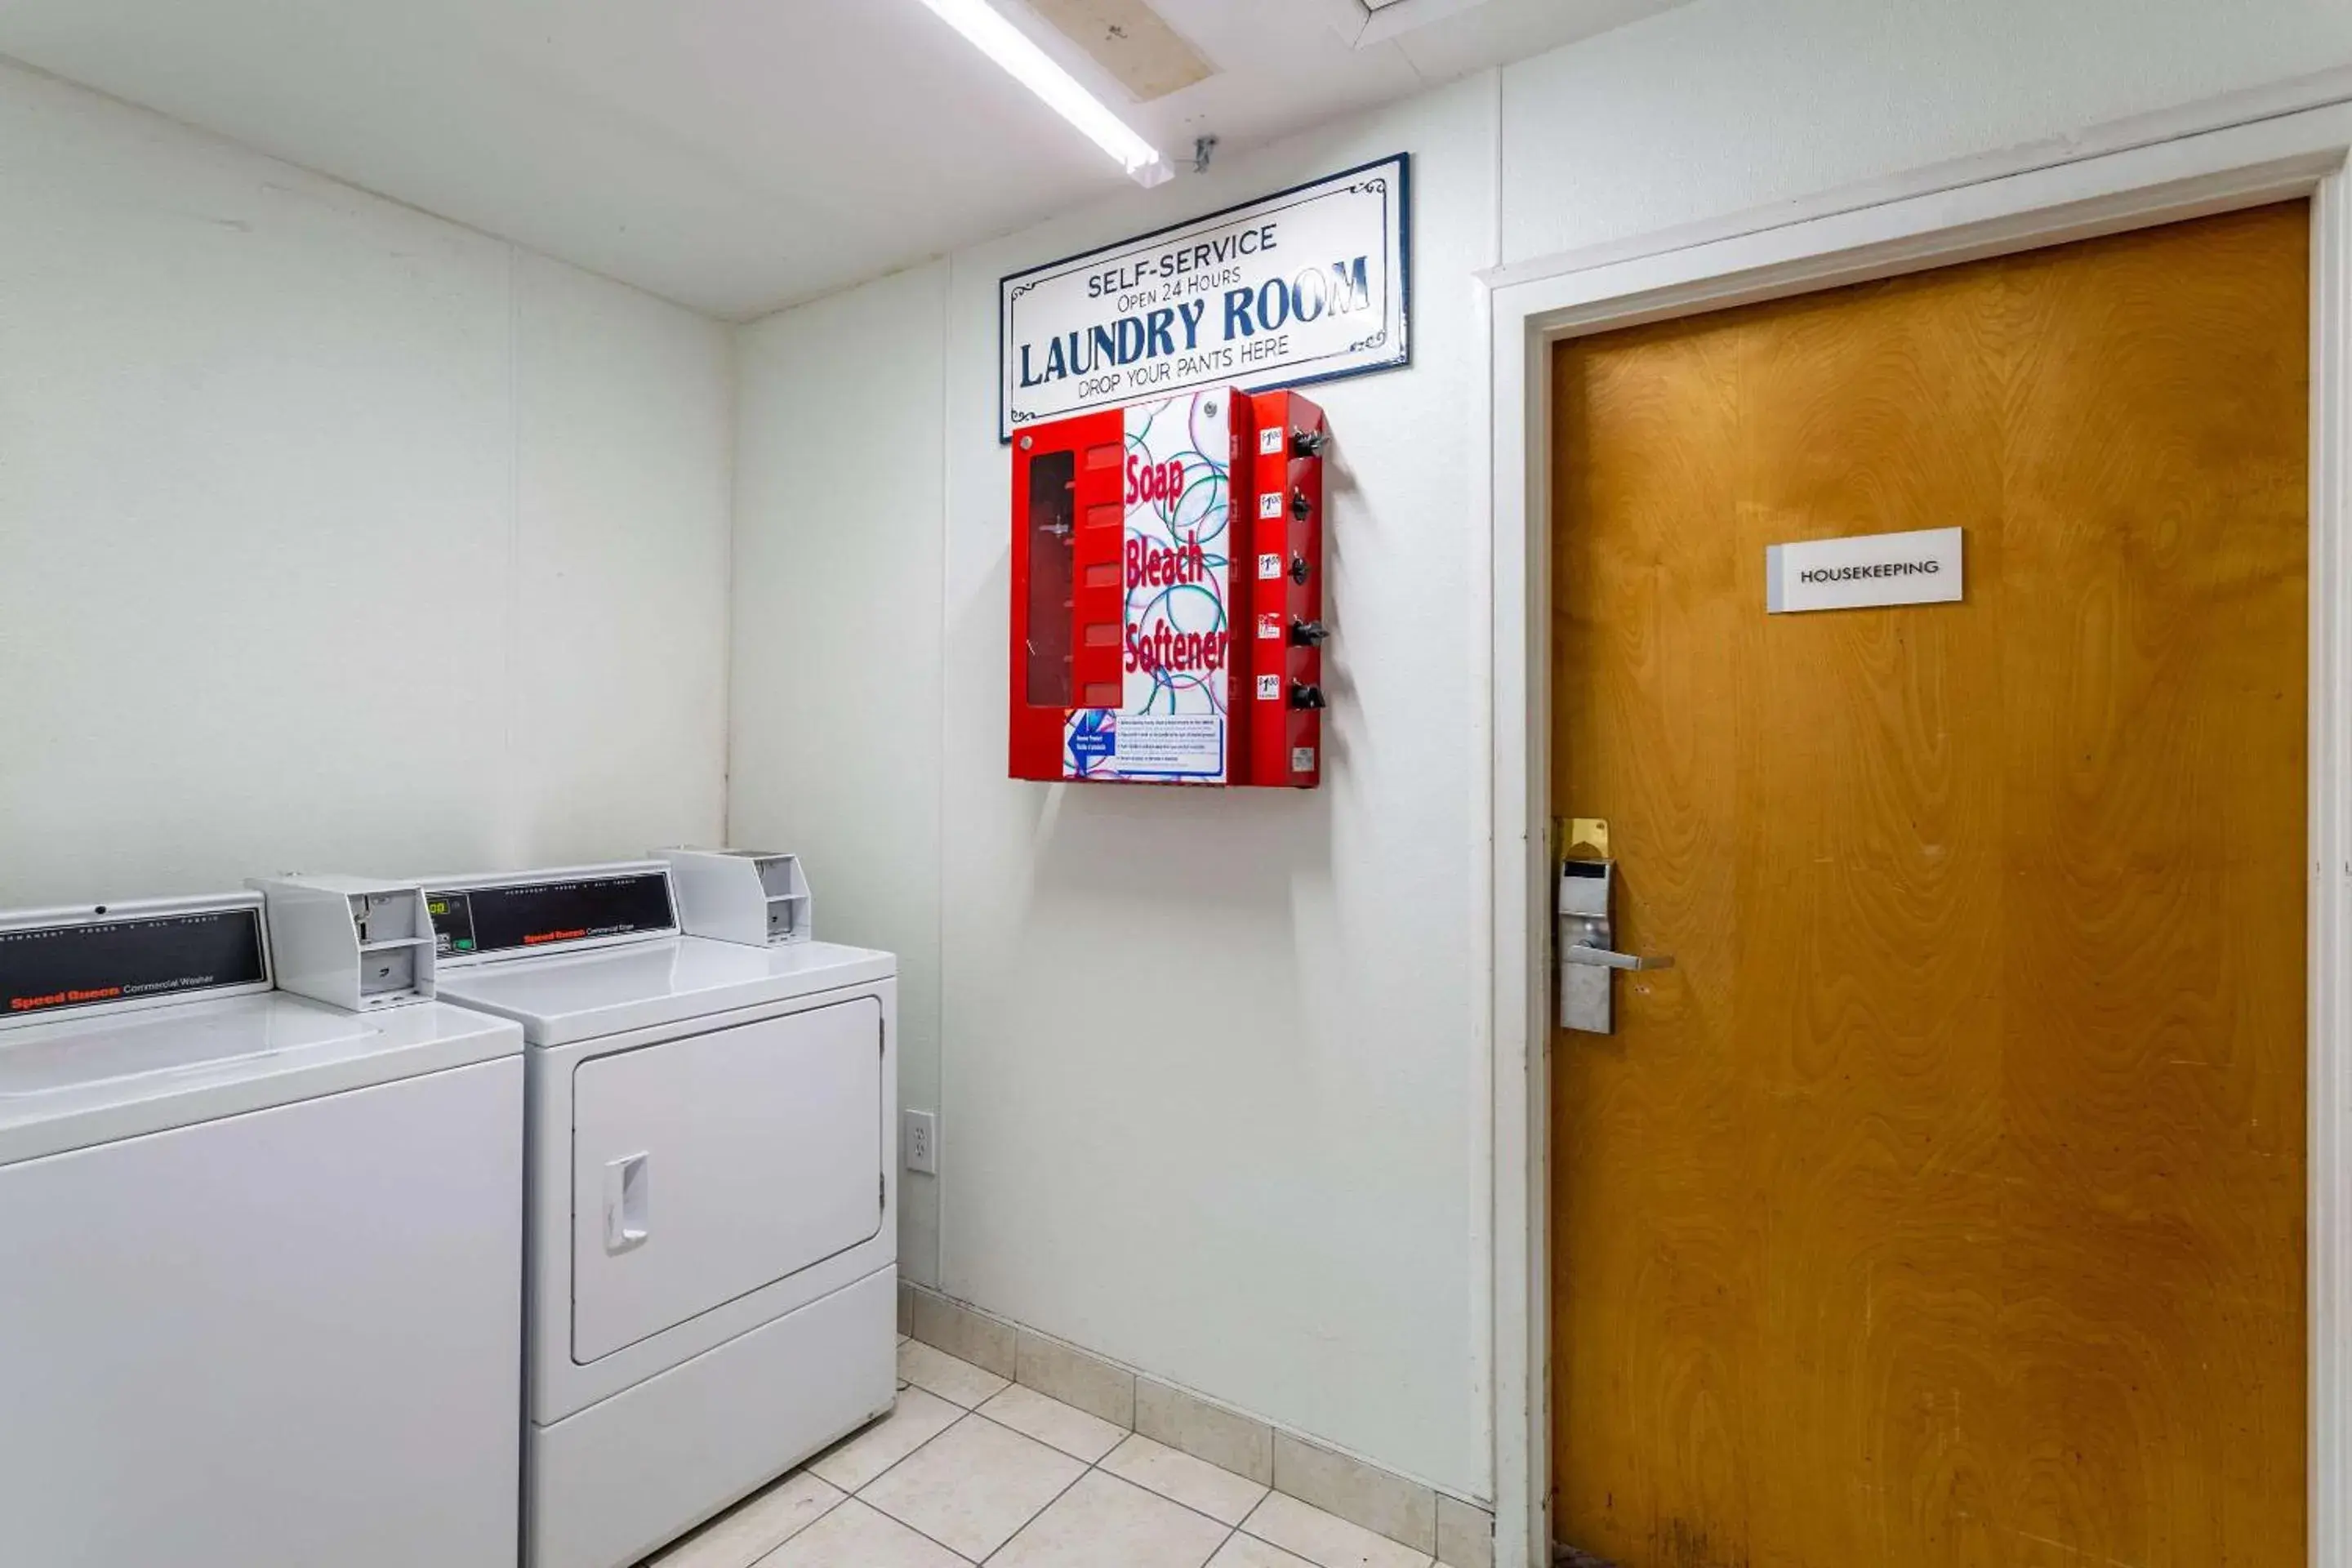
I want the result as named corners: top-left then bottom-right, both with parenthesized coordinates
top-left (915, 0), bottom-right (1173, 187)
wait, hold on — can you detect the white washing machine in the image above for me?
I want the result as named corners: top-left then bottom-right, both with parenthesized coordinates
top-left (0, 889), bottom-right (524, 1568)
top-left (417, 860), bottom-right (898, 1568)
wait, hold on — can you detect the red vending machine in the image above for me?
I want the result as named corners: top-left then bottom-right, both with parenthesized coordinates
top-left (1009, 385), bottom-right (1326, 787)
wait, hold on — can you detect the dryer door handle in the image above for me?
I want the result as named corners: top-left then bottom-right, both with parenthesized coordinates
top-left (604, 1152), bottom-right (650, 1254)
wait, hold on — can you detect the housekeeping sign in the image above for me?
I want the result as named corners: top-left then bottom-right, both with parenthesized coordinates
top-left (1000, 154), bottom-right (1409, 439)
top-left (1766, 528), bottom-right (1965, 613)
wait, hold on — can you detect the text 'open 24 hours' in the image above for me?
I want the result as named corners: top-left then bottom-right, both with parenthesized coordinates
top-left (999, 154), bottom-right (1410, 439)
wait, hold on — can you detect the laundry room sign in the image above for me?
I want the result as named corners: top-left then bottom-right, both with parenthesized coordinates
top-left (1766, 527), bottom-right (1966, 613)
top-left (999, 154), bottom-right (1409, 439)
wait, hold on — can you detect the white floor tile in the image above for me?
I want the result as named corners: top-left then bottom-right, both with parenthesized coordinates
top-left (1209, 1536), bottom-right (1321, 1568)
top-left (859, 1407), bottom-right (1083, 1560)
top-left (808, 1388), bottom-right (964, 1494)
top-left (978, 1383), bottom-right (1127, 1463)
top-left (754, 1499), bottom-right (968, 1568)
top-left (644, 1470), bottom-right (842, 1568)
top-left (1101, 1433), bottom-right (1270, 1526)
top-left (898, 1339), bottom-right (1011, 1408)
top-left (988, 1470), bottom-right (1232, 1568)
top-left (1242, 1494), bottom-right (1432, 1568)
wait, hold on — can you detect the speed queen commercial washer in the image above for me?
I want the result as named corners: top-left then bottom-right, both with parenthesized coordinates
top-left (419, 861), bottom-right (898, 1568)
top-left (0, 889), bottom-right (523, 1568)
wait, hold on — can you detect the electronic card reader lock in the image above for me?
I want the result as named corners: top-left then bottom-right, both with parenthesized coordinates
top-left (1557, 858), bottom-right (1674, 1034)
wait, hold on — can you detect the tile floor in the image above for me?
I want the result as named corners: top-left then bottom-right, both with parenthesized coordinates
top-left (644, 1338), bottom-right (1465, 1568)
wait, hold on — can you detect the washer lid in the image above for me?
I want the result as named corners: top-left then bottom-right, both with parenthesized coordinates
top-left (432, 937), bottom-right (896, 1046)
top-left (0, 993), bottom-right (521, 1167)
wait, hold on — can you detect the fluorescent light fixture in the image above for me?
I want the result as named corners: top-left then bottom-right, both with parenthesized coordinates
top-left (916, 0), bottom-right (1173, 187)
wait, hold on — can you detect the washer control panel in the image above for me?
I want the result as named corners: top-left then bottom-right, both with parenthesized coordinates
top-left (0, 897), bottom-right (270, 1026)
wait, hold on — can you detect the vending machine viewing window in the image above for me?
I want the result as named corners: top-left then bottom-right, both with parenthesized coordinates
top-left (1023, 448), bottom-right (1076, 710)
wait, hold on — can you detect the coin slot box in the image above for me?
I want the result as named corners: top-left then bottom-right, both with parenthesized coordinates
top-left (249, 876), bottom-right (437, 1010)
top-left (758, 857), bottom-right (813, 943)
top-left (359, 944), bottom-right (421, 1000)
top-left (657, 848), bottom-right (815, 948)
top-left (351, 890), bottom-right (422, 947)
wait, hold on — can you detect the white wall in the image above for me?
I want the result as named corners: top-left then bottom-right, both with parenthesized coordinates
top-left (728, 0), bottom-right (2352, 1515)
top-left (1499, 0), bottom-right (2352, 265)
top-left (730, 260), bottom-right (951, 1283)
top-left (0, 59), bottom-right (732, 904)
top-left (733, 72), bottom-right (1503, 1498)
top-left (938, 75), bottom-right (1501, 1498)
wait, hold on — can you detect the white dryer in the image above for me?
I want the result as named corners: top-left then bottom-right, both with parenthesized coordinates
top-left (419, 862), bottom-right (898, 1568)
top-left (0, 891), bottom-right (524, 1568)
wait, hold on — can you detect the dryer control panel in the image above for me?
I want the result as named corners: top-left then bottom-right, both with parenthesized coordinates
top-left (424, 864), bottom-right (679, 966)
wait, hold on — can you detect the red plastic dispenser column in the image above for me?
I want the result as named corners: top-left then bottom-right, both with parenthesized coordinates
top-left (1008, 389), bottom-right (1250, 784)
top-left (1239, 390), bottom-right (1328, 788)
top-left (1009, 406), bottom-right (1124, 781)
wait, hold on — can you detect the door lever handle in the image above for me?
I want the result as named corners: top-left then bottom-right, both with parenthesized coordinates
top-left (604, 1152), bottom-right (650, 1254)
top-left (1558, 856), bottom-right (1668, 1033)
top-left (1562, 945), bottom-right (1675, 972)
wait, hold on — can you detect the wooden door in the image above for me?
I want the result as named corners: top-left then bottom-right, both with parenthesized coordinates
top-left (1548, 203), bottom-right (2310, 1568)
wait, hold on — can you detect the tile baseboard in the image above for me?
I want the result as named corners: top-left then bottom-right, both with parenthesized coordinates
top-left (911, 1283), bottom-right (1017, 1378)
top-left (899, 1283), bottom-right (1494, 1567)
top-left (1015, 1325), bottom-right (1135, 1428)
top-left (1437, 1491), bottom-right (1498, 1568)
top-left (1274, 1428), bottom-right (1436, 1555)
top-left (1137, 1372), bottom-right (1272, 1486)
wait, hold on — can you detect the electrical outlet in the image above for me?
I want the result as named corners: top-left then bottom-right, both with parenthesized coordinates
top-left (903, 1109), bottom-right (938, 1175)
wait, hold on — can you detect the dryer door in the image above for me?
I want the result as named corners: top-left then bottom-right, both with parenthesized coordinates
top-left (570, 996), bottom-right (884, 1362)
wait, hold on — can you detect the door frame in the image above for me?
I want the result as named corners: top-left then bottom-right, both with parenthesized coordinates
top-left (1483, 82), bottom-right (2352, 1568)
